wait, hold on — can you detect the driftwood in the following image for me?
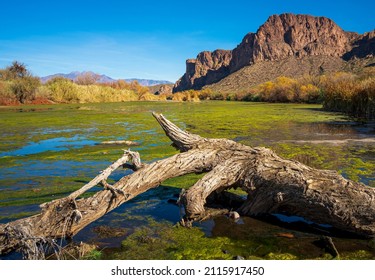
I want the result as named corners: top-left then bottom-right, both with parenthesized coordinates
top-left (1, 113), bottom-right (375, 259)
top-left (99, 140), bottom-right (139, 146)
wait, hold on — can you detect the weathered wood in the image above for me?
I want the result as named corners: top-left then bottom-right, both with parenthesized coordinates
top-left (1, 112), bottom-right (375, 259)
top-left (99, 140), bottom-right (139, 146)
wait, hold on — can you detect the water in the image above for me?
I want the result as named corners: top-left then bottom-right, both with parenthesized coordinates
top-left (0, 102), bottom-right (374, 259)
top-left (0, 136), bottom-right (97, 157)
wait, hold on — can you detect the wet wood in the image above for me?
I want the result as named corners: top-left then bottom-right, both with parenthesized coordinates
top-left (99, 140), bottom-right (139, 146)
top-left (320, 236), bottom-right (340, 258)
top-left (1, 112), bottom-right (375, 259)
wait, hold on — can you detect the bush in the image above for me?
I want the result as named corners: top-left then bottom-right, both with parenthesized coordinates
top-left (197, 88), bottom-right (213, 100)
top-left (0, 61), bottom-right (41, 104)
top-left (75, 72), bottom-right (99, 85)
top-left (46, 78), bottom-right (78, 103)
top-left (1, 61), bottom-right (29, 80)
top-left (171, 90), bottom-right (200, 102)
top-left (10, 76), bottom-right (41, 103)
top-left (0, 80), bottom-right (18, 105)
top-left (45, 78), bottom-right (139, 103)
top-left (322, 72), bottom-right (375, 119)
top-left (257, 77), bottom-right (298, 102)
top-left (210, 91), bottom-right (226, 100)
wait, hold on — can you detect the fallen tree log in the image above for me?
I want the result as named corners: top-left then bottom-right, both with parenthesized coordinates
top-left (1, 113), bottom-right (375, 259)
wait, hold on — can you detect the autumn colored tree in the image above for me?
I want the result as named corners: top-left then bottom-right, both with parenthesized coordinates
top-left (75, 72), bottom-right (100, 85)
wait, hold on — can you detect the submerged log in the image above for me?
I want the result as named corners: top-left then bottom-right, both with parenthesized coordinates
top-left (1, 113), bottom-right (375, 259)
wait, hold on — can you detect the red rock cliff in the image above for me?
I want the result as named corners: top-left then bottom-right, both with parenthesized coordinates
top-left (173, 13), bottom-right (374, 92)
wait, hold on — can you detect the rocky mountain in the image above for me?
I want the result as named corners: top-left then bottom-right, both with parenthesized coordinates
top-left (174, 50), bottom-right (232, 91)
top-left (173, 13), bottom-right (375, 93)
top-left (40, 71), bottom-right (172, 86)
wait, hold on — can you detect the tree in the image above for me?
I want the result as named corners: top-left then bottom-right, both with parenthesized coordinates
top-left (75, 72), bottom-right (100, 85)
top-left (11, 76), bottom-right (41, 103)
top-left (6, 61), bottom-right (29, 79)
top-left (0, 61), bottom-right (40, 103)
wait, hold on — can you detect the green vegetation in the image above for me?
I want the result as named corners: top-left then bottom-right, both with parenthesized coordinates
top-left (101, 218), bottom-right (375, 260)
top-left (82, 249), bottom-right (103, 260)
top-left (111, 221), bottom-right (232, 260)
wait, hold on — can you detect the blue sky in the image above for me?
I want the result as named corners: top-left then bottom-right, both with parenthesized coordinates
top-left (1, 0), bottom-right (374, 82)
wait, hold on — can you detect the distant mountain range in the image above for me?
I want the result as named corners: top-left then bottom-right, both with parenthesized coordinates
top-left (40, 71), bottom-right (172, 86)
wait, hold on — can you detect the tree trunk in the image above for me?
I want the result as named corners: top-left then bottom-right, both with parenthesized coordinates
top-left (1, 113), bottom-right (374, 259)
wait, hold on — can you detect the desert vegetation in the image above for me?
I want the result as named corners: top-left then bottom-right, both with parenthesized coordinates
top-left (189, 69), bottom-right (375, 120)
top-left (0, 61), bottom-right (41, 105)
top-left (322, 70), bottom-right (375, 120)
top-left (38, 77), bottom-right (140, 103)
top-left (0, 62), bottom-right (162, 105)
top-left (1, 61), bottom-right (374, 119)
top-left (166, 69), bottom-right (374, 120)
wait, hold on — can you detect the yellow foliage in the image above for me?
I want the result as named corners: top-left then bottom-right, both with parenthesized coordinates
top-left (43, 79), bottom-right (139, 103)
top-left (322, 71), bottom-right (375, 119)
top-left (171, 90), bottom-right (200, 102)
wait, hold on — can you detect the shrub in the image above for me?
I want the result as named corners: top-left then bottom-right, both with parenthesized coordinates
top-left (197, 88), bottom-right (213, 100)
top-left (322, 72), bottom-right (375, 119)
top-left (171, 90), bottom-right (200, 102)
top-left (210, 91), bottom-right (226, 100)
top-left (0, 80), bottom-right (18, 105)
top-left (75, 72), bottom-right (100, 85)
top-left (46, 78), bottom-right (78, 103)
top-left (45, 78), bottom-right (139, 103)
top-left (298, 84), bottom-right (321, 103)
top-left (1, 61), bottom-right (29, 80)
top-left (10, 76), bottom-right (41, 103)
top-left (0, 61), bottom-right (40, 103)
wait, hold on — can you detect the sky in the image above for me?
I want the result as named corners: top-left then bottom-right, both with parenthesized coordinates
top-left (1, 0), bottom-right (374, 82)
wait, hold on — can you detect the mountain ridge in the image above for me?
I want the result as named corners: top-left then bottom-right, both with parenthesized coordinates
top-left (173, 13), bottom-right (375, 93)
top-left (40, 71), bottom-right (172, 86)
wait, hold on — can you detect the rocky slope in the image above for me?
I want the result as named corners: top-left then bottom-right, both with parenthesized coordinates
top-left (207, 56), bottom-right (347, 93)
top-left (173, 13), bottom-right (374, 93)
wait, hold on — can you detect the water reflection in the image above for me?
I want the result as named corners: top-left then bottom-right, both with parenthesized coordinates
top-left (0, 136), bottom-right (97, 157)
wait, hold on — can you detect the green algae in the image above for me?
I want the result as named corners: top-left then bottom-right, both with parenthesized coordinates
top-left (104, 221), bottom-right (232, 260)
top-left (0, 176), bottom-right (87, 207)
top-left (82, 249), bottom-right (103, 260)
top-left (264, 252), bottom-right (298, 260)
top-left (163, 173), bottom-right (206, 189)
top-left (339, 250), bottom-right (374, 260)
top-left (101, 218), bottom-right (375, 260)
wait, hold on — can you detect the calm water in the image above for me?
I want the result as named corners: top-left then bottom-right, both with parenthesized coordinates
top-left (0, 101), bottom-right (374, 259)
